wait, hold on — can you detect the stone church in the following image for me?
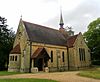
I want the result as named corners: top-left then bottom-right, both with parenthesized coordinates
top-left (8, 14), bottom-right (91, 72)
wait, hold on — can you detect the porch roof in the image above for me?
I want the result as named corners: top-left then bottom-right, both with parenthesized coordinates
top-left (31, 47), bottom-right (45, 58)
top-left (10, 44), bottom-right (21, 54)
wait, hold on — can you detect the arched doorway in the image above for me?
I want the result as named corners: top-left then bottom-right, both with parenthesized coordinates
top-left (31, 48), bottom-right (50, 71)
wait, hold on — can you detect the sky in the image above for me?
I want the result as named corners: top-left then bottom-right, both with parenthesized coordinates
top-left (0, 0), bottom-right (100, 34)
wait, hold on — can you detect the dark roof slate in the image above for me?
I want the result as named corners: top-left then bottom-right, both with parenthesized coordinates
top-left (23, 21), bottom-right (67, 46)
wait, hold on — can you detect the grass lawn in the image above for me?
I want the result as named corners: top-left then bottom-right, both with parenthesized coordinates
top-left (78, 69), bottom-right (100, 79)
top-left (0, 78), bottom-right (58, 82)
top-left (0, 71), bottom-right (24, 76)
top-left (0, 71), bottom-right (58, 82)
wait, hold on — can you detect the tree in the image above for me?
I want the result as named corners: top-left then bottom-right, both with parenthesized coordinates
top-left (84, 18), bottom-right (100, 65)
top-left (0, 16), bottom-right (15, 70)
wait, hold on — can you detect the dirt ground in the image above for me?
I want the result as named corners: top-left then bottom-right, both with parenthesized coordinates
top-left (0, 71), bottom-right (100, 82)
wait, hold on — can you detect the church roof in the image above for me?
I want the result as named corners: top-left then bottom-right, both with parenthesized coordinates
top-left (66, 34), bottom-right (78, 48)
top-left (23, 21), bottom-right (67, 46)
top-left (10, 44), bottom-right (21, 54)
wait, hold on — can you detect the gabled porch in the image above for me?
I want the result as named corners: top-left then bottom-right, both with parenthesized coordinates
top-left (31, 48), bottom-right (50, 72)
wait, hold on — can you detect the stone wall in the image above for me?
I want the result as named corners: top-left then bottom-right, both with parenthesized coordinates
top-left (8, 54), bottom-right (21, 72)
top-left (31, 43), bottom-right (68, 72)
top-left (8, 20), bottom-right (31, 72)
top-left (73, 33), bottom-right (91, 68)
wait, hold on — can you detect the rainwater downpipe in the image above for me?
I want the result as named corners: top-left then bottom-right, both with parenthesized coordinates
top-left (67, 47), bottom-right (70, 71)
top-left (29, 41), bottom-right (32, 73)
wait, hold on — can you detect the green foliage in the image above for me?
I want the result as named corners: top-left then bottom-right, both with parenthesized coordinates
top-left (0, 78), bottom-right (58, 82)
top-left (84, 18), bottom-right (100, 62)
top-left (0, 16), bottom-right (15, 70)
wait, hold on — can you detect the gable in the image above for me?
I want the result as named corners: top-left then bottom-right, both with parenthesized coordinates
top-left (13, 19), bottom-right (29, 48)
top-left (23, 21), bottom-right (67, 46)
top-left (74, 33), bottom-right (89, 49)
top-left (66, 34), bottom-right (78, 48)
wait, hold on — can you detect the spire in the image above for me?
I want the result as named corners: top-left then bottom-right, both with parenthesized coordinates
top-left (20, 15), bottom-right (22, 20)
top-left (59, 9), bottom-right (64, 29)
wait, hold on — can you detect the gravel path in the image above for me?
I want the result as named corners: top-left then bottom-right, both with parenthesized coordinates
top-left (0, 71), bottom-right (100, 82)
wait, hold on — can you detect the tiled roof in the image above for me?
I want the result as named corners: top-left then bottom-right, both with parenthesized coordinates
top-left (31, 48), bottom-right (44, 58)
top-left (23, 21), bottom-right (67, 46)
top-left (66, 34), bottom-right (78, 48)
top-left (10, 44), bottom-right (21, 54)
top-left (31, 48), bottom-right (50, 59)
top-left (10, 21), bottom-right (79, 54)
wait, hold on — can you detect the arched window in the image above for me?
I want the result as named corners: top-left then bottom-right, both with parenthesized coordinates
top-left (10, 56), bottom-right (12, 61)
top-left (62, 51), bottom-right (65, 62)
top-left (12, 56), bottom-right (14, 61)
top-left (82, 49), bottom-right (85, 61)
top-left (79, 48), bottom-right (82, 61)
top-left (51, 51), bottom-right (53, 62)
top-left (79, 48), bottom-right (85, 61)
top-left (15, 56), bottom-right (17, 61)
